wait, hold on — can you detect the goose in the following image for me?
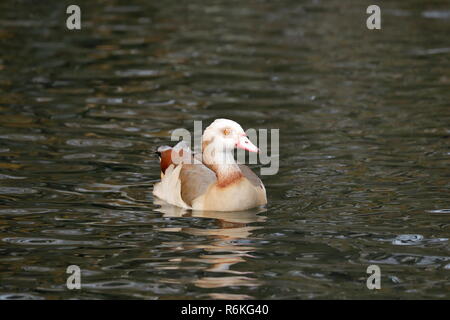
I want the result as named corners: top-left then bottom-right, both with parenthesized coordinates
top-left (153, 119), bottom-right (267, 211)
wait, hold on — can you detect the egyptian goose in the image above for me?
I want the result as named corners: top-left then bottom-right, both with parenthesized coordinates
top-left (153, 119), bottom-right (267, 211)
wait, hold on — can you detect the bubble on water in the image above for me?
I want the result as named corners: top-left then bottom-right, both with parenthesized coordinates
top-left (389, 276), bottom-right (401, 284)
top-left (392, 234), bottom-right (424, 246)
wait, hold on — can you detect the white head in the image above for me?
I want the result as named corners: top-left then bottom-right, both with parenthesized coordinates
top-left (202, 119), bottom-right (259, 154)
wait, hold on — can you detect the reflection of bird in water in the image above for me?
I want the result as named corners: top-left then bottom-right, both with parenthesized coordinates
top-left (153, 198), bottom-right (267, 298)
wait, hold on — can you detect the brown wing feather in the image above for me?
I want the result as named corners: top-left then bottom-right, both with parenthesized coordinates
top-left (180, 163), bottom-right (217, 206)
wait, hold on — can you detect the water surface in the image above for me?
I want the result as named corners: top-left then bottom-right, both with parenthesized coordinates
top-left (0, 0), bottom-right (449, 299)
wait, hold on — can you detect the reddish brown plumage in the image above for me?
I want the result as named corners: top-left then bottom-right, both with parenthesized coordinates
top-left (159, 149), bottom-right (172, 174)
top-left (207, 164), bottom-right (243, 188)
top-left (217, 174), bottom-right (243, 188)
top-left (158, 148), bottom-right (185, 174)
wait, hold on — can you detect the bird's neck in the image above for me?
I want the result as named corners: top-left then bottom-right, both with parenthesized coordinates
top-left (202, 146), bottom-right (242, 187)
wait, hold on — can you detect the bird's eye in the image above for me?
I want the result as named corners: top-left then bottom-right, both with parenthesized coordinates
top-left (223, 128), bottom-right (231, 136)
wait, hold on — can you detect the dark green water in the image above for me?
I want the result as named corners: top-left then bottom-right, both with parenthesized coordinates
top-left (0, 0), bottom-right (449, 299)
